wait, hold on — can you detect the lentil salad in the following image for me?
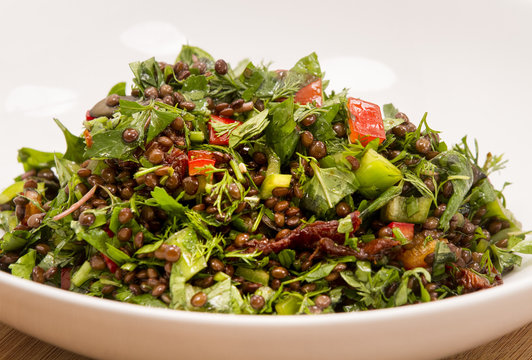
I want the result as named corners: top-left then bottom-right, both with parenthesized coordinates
top-left (0, 46), bottom-right (530, 314)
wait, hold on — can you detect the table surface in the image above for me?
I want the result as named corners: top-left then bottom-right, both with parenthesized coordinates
top-left (0, 321), bottom-right (530, 360)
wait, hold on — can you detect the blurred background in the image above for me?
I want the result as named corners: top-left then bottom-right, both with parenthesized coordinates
top-left (0, 0), bottom-right (531, 219)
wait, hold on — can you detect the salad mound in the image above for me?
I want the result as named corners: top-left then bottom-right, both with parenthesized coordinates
top-left (0, 46), bottom-right (530, 314)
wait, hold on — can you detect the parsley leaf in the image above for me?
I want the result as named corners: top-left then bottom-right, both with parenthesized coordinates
top-left (229, 109), bottom-right (269, 147)
top-left (129, 57), bottom-right (165, 93)
top-left (265, 98), bottom-right (299, 164)
top-left (301, 161), bottom-right (359, 217)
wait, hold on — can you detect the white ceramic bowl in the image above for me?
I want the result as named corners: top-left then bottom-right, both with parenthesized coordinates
top-left (1, 1), bottom-right (531, 359)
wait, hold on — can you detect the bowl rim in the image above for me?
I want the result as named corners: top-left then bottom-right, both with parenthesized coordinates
top-left (1, 260), bottom-right (531, 327)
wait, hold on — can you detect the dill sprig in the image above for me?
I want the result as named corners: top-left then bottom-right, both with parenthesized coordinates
top-left (223, 249), bottom-right (263, 265)
top-left (454, 136), bottom-right (508, 176)
top-left (402, 169), bottom-right (437, 206)
top-left (210, 117), bottom-right (240, 138)
top-left (271, 74), bottom-right (303, 100)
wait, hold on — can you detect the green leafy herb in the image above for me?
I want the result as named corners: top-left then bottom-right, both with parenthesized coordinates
top-left (291, 52), bottom-right (322, 78)
top-left (394, 268), bottom-right (431, 306)
top-left (278, 249), bottom-right (296, 268)
top-left (265, 98), bottom-right (299, 164)
top-left (0, 44), bottom-right (527, 316)
top-left (359, 181), bottom-right (403, 220)
top-left (431, 151), bottom-right (474, 231)
top-left (0, 181), bottom-right (24, 204)
top-left (211, 117), bottom-right (240, 138)
top-left (489, 245), bottom-right (522, 273)
top-left (54, 119), bottom-right (86, 163)
top-left (176, 45), bottom-right (214, 66)
top-left (129, 57), bottom-right (165, 93)
top-left (454, 136), bottom-right (508, 176)
top-left (509, 234), bottom-right (532, 254)
top-left (18, 148), bottom-right (60, 172)
top-left (341, 266), bottom-right (401, 309)
top-left (146, 108), bottom-right (184, 144)
top-left (108, 82), bottom-right (126, 96)
top-left (229, 109), bottom-right (269, 147)
top-left (383, 103), bottom-right (399, 119)
top-left (150, 187), bottom-right (187, 220)
top-left (85, 109), bottom-right (148, 160)
top-left (432, 241), bottom-right (456, 280)
top-left (301, 161), bottom-right (359, 216)
top-left (9, 249), bottom-right (36, 280)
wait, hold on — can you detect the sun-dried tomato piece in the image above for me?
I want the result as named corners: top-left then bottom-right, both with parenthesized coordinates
top-left (166, 148), bottom-right (188, 181)
top-left (358, 237), bottom-right (401, 261)
top-left (455, 268), bottom-right (501, 293)
top-left (246, 212), bottom-right (361, 255)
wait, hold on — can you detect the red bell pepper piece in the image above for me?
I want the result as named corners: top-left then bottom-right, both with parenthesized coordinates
top-left (188, 150), bottom-right (216, 176)
top-left (208, 115), bottom-right (242, 145)
top-left (86, 110), bottom-right (95, 121)
top-left (347, 98), bottom-right (386, 146)
top-left (102, 224), bottom-right (115, 238)
top-left (388, 222), bottom-right (415, 241)
top-left (60, 267), bottom-right (71, 290)
top-left (294, 79), bottom-right (323, 107)
top-left (101, 253), bottom-right (118, 274)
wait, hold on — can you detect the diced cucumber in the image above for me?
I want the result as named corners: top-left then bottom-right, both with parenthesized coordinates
top-left (381, 196), bottom-right (432, 224)
top-left (189, 131), bottom-right (205, 143)
top-left (275, 294), bottom-right (301, 315)
top-left (213, 271), bottom-right (230, 282)
top-left (71, 261), bottom-right (93, 288)
top-left (235, 267), bottom-right (270, 286)
top-left (355, 149), bottom-right (402, 198)
top-left (260, 174), bottom-right (292, 199)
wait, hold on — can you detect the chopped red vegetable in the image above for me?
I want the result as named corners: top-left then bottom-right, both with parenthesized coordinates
top-left (103, 225), bottom-right (115, 238)
top-left (245, 212), bottom-right (361, 254)
top-left (208, 115), bottom-right (241, 145)
top-left (347, 98), bottom-right (386, 146)
top-left (85, 110), bottom-right (95, 121)
top-left (294, 79), bottom-right (323, 107)
top-left (60, 267), bottom-right (71, 290)
top-left (101, 254), bottom-right (118, 274)
top-left (83, 129), bottom-right (93, 148)
top-left (388, 222), bottom-right (415, 241)
top-left (188, 150), bottom-right (216, 176)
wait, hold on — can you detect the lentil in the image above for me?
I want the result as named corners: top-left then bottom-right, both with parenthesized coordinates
top-left (214, 59), bottom-right (228, 75)
top-left (191, 292), bottom-right (208, 307)
top-left (122, 128), bottom-right (139, 143)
